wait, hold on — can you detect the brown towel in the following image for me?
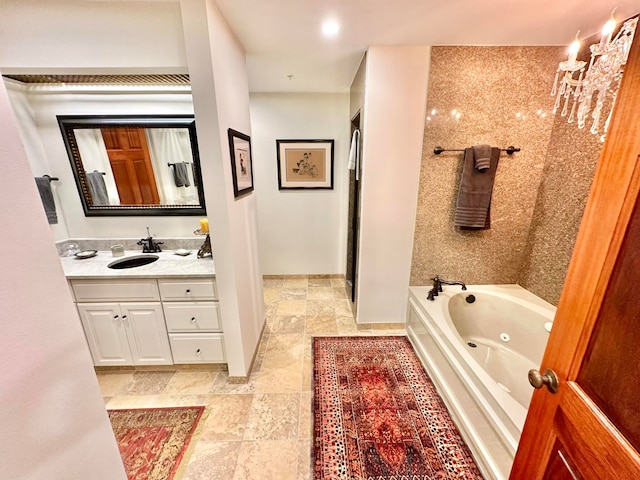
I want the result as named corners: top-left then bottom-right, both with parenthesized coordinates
top-left (35, 176), bottom-right (58, 224)
top-left (454, 147), bottom-right (500, 229)
top-left (472, 144), bottom-right (491, 170)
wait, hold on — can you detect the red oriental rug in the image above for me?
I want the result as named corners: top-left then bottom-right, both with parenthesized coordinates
top-left (313, 336), bottom-right (483, 479)
top-left (108, 406), bottom-right (205, 480)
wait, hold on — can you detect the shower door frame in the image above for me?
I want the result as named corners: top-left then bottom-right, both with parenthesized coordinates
top-left (345, 111), bottom-right (362, 306)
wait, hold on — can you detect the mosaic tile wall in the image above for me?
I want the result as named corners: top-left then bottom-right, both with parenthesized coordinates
top-left (410, 46), bottom-right (601, 304)
top-left (517, 112), bottom-right (602, 304)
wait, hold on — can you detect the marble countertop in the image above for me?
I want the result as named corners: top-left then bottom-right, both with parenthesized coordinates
top-left (60, 249), bottom-right (215, 279)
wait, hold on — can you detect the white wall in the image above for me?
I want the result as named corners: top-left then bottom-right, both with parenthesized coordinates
top-left (357, 46), bottom-right (430, 324)
top-left (1, 0), bottom-right (262, 394)
top-left (0, 72), bottom-right (126, 480)
top-left (5, 82), bottom-right (201, 240)
top-left (181, 0), bottom-right (264, 377)
top-left (250, 93), bottom-right (350, 275)
top-left (0, 0), bottom-right (194, 242)
top-left (0, 0), bottom-right (186, 73)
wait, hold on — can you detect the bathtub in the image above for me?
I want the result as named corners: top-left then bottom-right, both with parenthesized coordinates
top-left (406, 284), bottom-right (555, 480)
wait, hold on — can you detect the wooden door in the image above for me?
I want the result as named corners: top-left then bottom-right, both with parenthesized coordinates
top-left (510, 28), bottom-right (640, 479)
top-left (101, 127), bottom-right (160, 205)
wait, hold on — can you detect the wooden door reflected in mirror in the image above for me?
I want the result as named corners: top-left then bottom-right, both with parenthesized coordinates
top-left (101, 127), bottom-right (160, 205)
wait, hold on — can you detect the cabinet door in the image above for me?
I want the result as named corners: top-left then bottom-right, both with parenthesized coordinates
top-left (121, 303), bottom-right (173, 366)
top-left (77, 303), bottom-right (132, 366)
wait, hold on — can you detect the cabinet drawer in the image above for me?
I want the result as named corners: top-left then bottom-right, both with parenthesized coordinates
top-left (169, 333), bottom-right (225, 363)
top-left (163, 302), bottom-right (221, 332)
top-left (71, 279), bottom-right (160, 302)
top-left (158, 278), bottom-right (217, 301)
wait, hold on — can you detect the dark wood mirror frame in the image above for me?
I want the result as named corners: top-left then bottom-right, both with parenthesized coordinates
top-left (57, 114), bottom-right (207, 217)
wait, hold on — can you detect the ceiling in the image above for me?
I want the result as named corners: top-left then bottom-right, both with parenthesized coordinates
top-left (213, 0), bottom-right (640, 92)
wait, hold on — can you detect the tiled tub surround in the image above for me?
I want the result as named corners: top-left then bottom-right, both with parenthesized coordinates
top-left (411, 47), bottom-right (562, 288)
top-left (516, 107), bottom-right (603, 304)
top-left (411, 46), bottom-right (606, 305)
top-left (406, 284), bottom-right (555, 480)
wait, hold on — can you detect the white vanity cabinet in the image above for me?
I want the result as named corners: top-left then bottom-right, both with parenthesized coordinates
top-left (77, 302), bottom-right (172, 366)
top-left (70, 276), bottom-right (224, 367)
top-left (159, 278), bottom-right (225, 363)
top-left (72, 279), bottom-right (173, 366)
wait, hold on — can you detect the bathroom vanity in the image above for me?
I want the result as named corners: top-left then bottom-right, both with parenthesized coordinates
top-left (60, 251), bottom-right (222, 367)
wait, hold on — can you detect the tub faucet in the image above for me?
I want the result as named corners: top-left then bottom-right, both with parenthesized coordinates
top-left (137, 227), bottom-right (163, 253)
top-left (427, 276), bottom-right (467, 301)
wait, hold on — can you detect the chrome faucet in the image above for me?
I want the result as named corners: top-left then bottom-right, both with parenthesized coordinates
top-left (427, 275), bottom-right (467, 301)
top-left (137, 227), bottom-right (163, 253)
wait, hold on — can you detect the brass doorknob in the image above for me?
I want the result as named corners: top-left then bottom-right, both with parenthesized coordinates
top-left (528, 368), bottom-right (559, 394)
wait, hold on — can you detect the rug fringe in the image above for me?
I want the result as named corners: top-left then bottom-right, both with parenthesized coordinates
top-left (170, 406), bottom-right (211, 480)
top-left (167, 405), bottom-right (211, 480)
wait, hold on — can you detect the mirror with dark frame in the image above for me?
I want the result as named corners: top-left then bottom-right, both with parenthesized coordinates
top-left (57, 114), bottom-right (206, 216)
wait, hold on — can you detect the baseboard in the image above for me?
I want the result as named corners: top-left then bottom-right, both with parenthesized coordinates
top-left (356, 322), bottom-right (406, 331)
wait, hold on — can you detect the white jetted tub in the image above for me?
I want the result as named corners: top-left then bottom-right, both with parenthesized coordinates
top-left (406, 284), bottom-right (556, 480)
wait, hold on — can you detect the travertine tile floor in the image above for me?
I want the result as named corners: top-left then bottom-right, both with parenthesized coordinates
top-left (97, 275), bottom-right (405, 480)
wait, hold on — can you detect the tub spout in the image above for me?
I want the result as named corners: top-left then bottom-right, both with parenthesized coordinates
top-left (427, 276), bottom-right (466, 300)
top-left (440, 278), bottom-right (467, 291)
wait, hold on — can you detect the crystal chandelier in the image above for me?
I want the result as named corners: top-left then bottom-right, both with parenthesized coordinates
top-left (551, 13), bottom-right (638, 141)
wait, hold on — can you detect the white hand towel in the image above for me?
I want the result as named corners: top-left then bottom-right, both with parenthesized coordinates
top-left (348, 129), bottom-right (359, 170)
top-left (348, 129), bottom-right (360, 180)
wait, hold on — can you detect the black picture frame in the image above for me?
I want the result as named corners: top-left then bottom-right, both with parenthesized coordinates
top-left (276, 139), bottom-right (334, 190)
top-left (227, 128), bottom-right (254, 198)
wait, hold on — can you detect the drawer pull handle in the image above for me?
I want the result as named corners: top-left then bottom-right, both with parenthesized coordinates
top-left (114, 315), bottom-right (119, 319)
top-left (190, 317), bottom-right (197, 323)
top-left (196, 348), bottom-right (201, 355)
top-left (122, 315), bottom-right (127, 320)
top-left (186, 289), bottom-right (191, 295)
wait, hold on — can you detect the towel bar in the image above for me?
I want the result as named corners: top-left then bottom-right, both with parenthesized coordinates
top-left (434, 146), bottom-right (521, 155)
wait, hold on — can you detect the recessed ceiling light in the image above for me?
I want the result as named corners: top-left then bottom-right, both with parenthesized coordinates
top-left (322, 21), bottom-right (340, 37)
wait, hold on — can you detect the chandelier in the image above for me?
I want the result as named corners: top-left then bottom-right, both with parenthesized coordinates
top-left (551, 13), bottom-right (638, 141)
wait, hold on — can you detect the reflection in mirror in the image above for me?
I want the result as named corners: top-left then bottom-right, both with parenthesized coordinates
top-left (57, 115), bottom-right (206, 216)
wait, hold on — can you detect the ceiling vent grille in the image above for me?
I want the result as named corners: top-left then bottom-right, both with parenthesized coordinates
top-left (2, 74), bottom-right (190, 85)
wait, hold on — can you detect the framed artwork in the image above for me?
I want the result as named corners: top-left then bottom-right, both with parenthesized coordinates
top-left (276, 139), bottom-right (334, 190)
top-left (227, 128), bottom-right (254, 197)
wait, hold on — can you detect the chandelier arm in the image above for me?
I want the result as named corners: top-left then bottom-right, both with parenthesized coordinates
top-left (552, 17), bottom-right (637, 141)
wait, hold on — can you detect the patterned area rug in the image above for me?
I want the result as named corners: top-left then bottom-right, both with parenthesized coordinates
top-left (108, 406), bottom-right (205, 480)
top-left (313, 336), bottom-right (483, 479)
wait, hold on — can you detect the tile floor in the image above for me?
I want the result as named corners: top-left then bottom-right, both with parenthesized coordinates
top-left (97, 275), bottom-right (405, 480)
